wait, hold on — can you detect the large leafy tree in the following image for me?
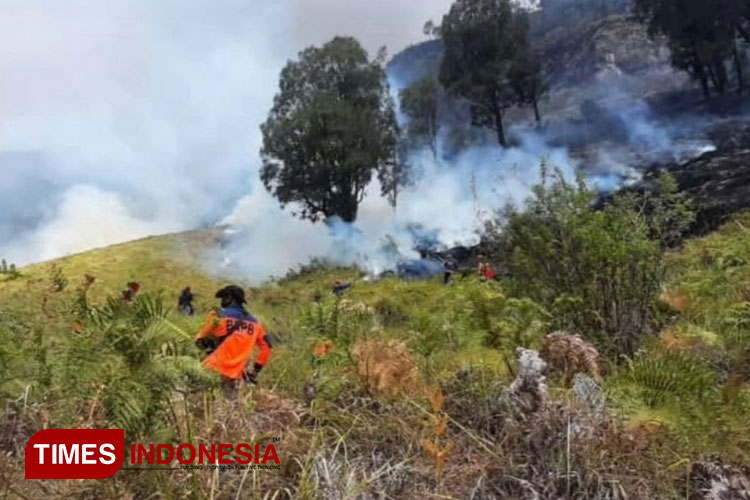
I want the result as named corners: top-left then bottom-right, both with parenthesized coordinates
top-left (261, 37), bottom-right (400, 223)
top-left (399, 76), bottom-right (441, 156)
top-left (508, 12), bottom-right (546, 126)
top-left (634, 0), bottom-right (741, 96)
top-left (439, 0), bottom-right (528, 147)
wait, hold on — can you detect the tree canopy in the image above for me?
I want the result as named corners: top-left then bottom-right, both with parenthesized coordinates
top-left (508, 12), bottom-right (545, 126)
top-left (634, 0), bottom-right (746, 96)
top-left (399, 76), bottom-right (441, 156)
top-left (439, 0), bottom-right (538, 146)
top-left (260, 37), bottom-right (400, 223)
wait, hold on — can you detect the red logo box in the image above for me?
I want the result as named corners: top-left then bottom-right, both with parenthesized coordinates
top-left (25, 429), bottom-right (124, 479)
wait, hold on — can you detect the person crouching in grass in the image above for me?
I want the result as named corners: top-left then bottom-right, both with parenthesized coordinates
top-left (194, 285), bottom-right (272, 397)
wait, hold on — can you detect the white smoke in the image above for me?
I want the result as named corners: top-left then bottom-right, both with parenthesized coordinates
top-left (218, 35), bottom-right (718, 282)
top-left (220, 130), bottom-right (578, 281)
top-left (4, 185), bottom-right (171, 263)
top-left (0, 0), bottom-right (452, 266)
top-left (0, 0), bottom-right (719, 281)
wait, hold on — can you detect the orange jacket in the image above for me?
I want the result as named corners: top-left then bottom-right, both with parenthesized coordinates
top-left (195, 307), bottom-right (272, 380)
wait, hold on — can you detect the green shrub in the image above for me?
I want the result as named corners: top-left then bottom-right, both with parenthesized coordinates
top-left (372, 295), bottom-right (409, 327)
top-left (450, 281), bottom-right (550, 351)
top-left (0, 258), bottom-right (21, 280)
top-left (47, 264), bottom-right (68, 292)
top-left (301, 296), bottom-right (344, 342)
top-left (499, 169), bottom-right (692, 356)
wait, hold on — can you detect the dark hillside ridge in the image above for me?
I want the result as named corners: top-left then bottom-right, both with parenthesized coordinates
top-left (387, 12), bottom-right (690, 160)
top-left (645, 124), bottom-right (750, 235)
top-left (388, 13), bottom-right (673, 91)
top-left (387, 7), bottom-right (749, 235)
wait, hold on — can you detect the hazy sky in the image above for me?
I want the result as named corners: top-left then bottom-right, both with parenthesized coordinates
top-left (0, 0), bottom-right (452, 264)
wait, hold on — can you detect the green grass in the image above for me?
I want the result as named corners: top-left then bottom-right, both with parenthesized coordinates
top-left (0, 228), bottom-right (511, 399)
top-left (599, 213), bottom-right (750, 461)
top-left (0, 229), bottom-right (228, 322)
top-left (3, 216), bottom-right (750, 498)
top-left (665, 213), bottom-right (750, 324)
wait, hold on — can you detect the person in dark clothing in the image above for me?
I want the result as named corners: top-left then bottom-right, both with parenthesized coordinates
top-left (332, 280), bottom-right (352, 297)
top-left (443, 258), bottom-right (458, 285)
top-left (121, 282), bottom-right (140, 302)
top-left (178, 287), bottom-right (195, 316)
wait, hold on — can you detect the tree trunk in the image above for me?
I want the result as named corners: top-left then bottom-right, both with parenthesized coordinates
top-left (338, 194), bottom-right (358, 223)
top-left (709, 53), bottom-right (729, 95)
top-left (430, 115), bottom-right (439, 159)
top-left (695, 61), bottom-right (711, 98)
top-left (708, 65), bottom-right (721, 95)
top-left (733, 43), bottom-right (745, 94)
top-left (331, 176), bottom-right (360, 223)
top-left (737, 22), bottom-right (750, 44)
top-left (492, 102), bottom-right (507, 147)
top-left (532, 95), bottom-right (541, 126)
top-left (691, 42), bottom-right (711, 98)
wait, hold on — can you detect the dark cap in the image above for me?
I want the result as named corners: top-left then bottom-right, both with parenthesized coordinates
top-left (215, 285), bottom-right (246, 304)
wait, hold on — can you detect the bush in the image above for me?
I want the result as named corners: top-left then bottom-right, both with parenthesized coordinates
top-left (499, 169), bottom-right (693, 357)
top-left (47, 264), bottom-right (68, 292)
top-left (0, 258), bottom-right (20, 280)
top-left (455, 281), bottom-right (550, 351)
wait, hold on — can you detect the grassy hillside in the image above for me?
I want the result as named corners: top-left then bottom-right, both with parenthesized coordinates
top-left (2, 212), bottom-right (749, 499)
top-left (0, 228), bottom-right (227, 317)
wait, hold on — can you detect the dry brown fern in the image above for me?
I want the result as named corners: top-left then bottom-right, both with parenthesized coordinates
top-left (539, 331), bottom-right (602, 383)
top-left (351, 339), bottom-right (417, 396)
top-left (660, 289), bottom-right (691, 312)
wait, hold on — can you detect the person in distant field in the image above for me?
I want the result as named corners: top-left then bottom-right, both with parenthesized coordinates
top-left (121, 282), bottom-right (140, 302)
top-left (332, 280), bottom-right (352, 297)
top-left (194, 285), bottom-right (272, 395)
top-left (443, 258), bottom-right (458, 285)
top-left (484, 265), bottom-right (496, 281)
top-left (178, 287), bottom-right (195, 316)
top-left (477, 258), bottom-right (496, 282)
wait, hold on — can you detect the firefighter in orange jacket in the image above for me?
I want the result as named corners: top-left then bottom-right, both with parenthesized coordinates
top-left (195, 285), bottom-right (272, 387)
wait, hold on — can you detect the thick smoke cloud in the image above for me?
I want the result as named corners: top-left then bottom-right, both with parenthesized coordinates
top-left (0, 0), bottom-right (715, 281)
top-left (286, 0), bottom-right (454, 56)
top-left (220, 130), bottom-right (578, 281)
top-left (0, 0), bottom-right (451, 265)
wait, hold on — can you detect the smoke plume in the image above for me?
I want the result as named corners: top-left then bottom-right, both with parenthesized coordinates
top-left (1, 0), bottom-right (719, 282)
top-left (0, 0), bottom-right (452, 265)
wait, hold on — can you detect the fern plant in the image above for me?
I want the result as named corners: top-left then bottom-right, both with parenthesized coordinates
top-left (60, 287), bottom-right (217, 439)
top-left (47, 264), bottom-right (68, 292)
top-left (455, 282), bottom-right (549, 351)
top-left (301, 296), bottom-right (375, 349)
top-left (624, 351), bottom-right (716, 407)
top-left (301, 296), bottom-right (342, 340)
